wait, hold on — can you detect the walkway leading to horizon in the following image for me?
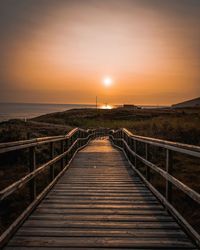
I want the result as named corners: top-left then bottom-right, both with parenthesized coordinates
top-left (4, 139), bottom-right (196, 249)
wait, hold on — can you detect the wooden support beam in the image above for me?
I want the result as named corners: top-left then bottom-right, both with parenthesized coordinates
top-left (60, 140), bottom-right (65, 169)
top-left (29, 146), bottom-right (36, 201)
top-left (145, 143), bottom-right (150, 181)
top-left (50, 142), bottom-right (55, 181)
top-left (166, 149), bottom-right (173, 202)
top-left (134, 140), bottom-right (137, 168)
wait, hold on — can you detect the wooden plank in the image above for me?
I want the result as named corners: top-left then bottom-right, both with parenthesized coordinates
top-left (37, 204), bottom-right (164, 209)
top-left (45, 195), bottom-right (157, 200)
top-left (16, 227), bottom-right (186, 238)
top-left (29, 214), bottom-right (174, 222)
top-left (4, 248), bottom-right (199, 250)
top-left (41, 200), bottom-right (160, 205)
top-left (5, 246), bottom-right (198, 250)
top-left (54, 184), bottom-right (145, 187)
top-left (7, 236), bottom-right (194, 248)
top-left (48, 191), bottom-right (151, 195)
top-left (51, 186), bottom-right (148, 190)
top-left (23, 220), bottom-right (180, 229)
top-left (34, 208), bottom-right (168, 215)
top-left (47, 193), bottom-right (153, 197)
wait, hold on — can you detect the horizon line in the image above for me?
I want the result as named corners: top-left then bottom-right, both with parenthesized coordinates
top-left (0, 101), bottom-right (171, 107)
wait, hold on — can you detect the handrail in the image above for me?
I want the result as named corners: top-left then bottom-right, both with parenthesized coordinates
top-left (0, 127), bottom-right (109, 248)
top-left (109, 128), bottom-right (200, 247)
top-left (112, 137), bottom-right (200, 204)
top-left (0, 135), bottom-right (92, 201)
top-left (122, 128), bottom-right (200, 155)
top-left (0, 128), bottom-right (80, 153)
top-left (111, 128), bottom-right (200, 158)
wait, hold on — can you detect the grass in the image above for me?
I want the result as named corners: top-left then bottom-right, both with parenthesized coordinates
top-left (34, 107), bottom-right (200, 145)
top-left (0, 119), bottom-right (72, 143)
top-left (0, 119), bottom-right (71, 233)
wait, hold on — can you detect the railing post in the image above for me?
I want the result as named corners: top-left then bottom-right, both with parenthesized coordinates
top-left (130, 137), bottom-right (134, 163)
top-left (70, 136), bottom-right (73, 158)
top-left (80, 130), bottom-right (83, 147)
top-left (50, 142), bottom-right (54, 181)
top-left (145, 143), bottom-right (150, 181)
top-left (78, 131), bottom-right (81, 148)
top-left (166, 149), bottom-right (173, 202)
top-left (123, 131), bottom-right (125, 149)
top-left (29, 146), bottom-right (36, 201)
top-left (134, 140), bottom-right (137, 168)
top-left (66, 137), bottom-right (69, 163)
top-left (60, 140), bottom-right (65, 169)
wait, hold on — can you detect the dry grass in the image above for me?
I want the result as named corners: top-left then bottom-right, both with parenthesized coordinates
top-left (34, 107), bottom-right (200, 145)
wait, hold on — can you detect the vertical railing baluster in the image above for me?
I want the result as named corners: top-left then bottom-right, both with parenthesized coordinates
top-left (60, 140), bottom-right (65, 169)
top-left (50, 142), bottom-right (54, 181)
top-left (145, 143), bottom-right (150, 181)
top-left (70, 135), bottom-right (73, 158)
top-left (122, 131), bottom-right (126, 150)
top-left (166, 149), bottom-right (173, 202)
top-left (69, 134), bottom-right (75, 156)
top-left (66, 137), bottom-right (69, 163)
top-left (134, 140), bottom-right (137, 168)
top-left (29, 146), bottom-right (36, 201)
top-left (129, 137), bottom-right (133, 163)
top-left (78, 131), bottom-right (80, 148)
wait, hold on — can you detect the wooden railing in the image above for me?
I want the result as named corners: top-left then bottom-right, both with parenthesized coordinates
top-left (1, 127), bottom-right (199, 247)
top-left (109, 128), bottom-right (200, 247)
top-left (0, 128), bottom-right (108, 247)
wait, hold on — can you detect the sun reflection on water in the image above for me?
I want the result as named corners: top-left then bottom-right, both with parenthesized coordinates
top-left (101, 104), bottom-right (113, 109)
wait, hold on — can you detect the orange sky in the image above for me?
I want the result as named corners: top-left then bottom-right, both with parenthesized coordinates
top-left (0, 0), bottom-right (200, 105)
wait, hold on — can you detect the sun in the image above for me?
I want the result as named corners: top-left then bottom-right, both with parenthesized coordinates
top-left (103, 77), bottom-right (113, 87)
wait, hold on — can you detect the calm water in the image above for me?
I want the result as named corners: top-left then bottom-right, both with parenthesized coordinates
top-left (0, 103), bottom-right (95, 122)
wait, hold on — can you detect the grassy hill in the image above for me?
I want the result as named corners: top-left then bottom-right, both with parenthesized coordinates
top-left (33, 107), bottom-right (200, 145)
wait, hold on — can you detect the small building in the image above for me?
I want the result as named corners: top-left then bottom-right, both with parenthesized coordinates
top-left (123, 104), bottom-right (141, 110)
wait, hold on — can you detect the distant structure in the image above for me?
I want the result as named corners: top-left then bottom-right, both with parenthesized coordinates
top-left (122, 104), bottom-right (141, 110)
top-left (96, 96), bottom-right (98, 109)
top-left (172, 97), bottom-right (200, 108)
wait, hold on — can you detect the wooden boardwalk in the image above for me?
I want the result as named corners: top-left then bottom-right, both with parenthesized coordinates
top-left (4, 139), bottom-right (197, 249)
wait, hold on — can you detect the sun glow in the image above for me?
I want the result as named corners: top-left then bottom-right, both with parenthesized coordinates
top-left (101, 104), bottom-right (113, 109)
top-left (103, 77), bottom-right (113, 87)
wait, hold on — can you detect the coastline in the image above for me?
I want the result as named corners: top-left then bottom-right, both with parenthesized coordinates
top-left (0, 102), bottom-right (170, 122)
top-left (0, 103), bottom-right (96, 122)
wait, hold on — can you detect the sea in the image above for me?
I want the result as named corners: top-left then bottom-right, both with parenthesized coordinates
top-left (0, 103), bottom-right (168, 122)
top-left (0, 103), bottom-right (96, 122)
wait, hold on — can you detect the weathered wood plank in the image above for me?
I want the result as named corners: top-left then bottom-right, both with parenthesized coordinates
top-left (44, 199), bottom-right (158, 203)
top-left (16, 227), bottom-right (186, 237)
top-left (23, 220), bottom-right (180, 229)
top-left (29, 214), bottom-right (174, 222)
top-left (4, 248), bottom-right (199, 250)
top-left (45, 195), bottom-right (157, 200)
top-left (7, 236), bottom-right (194, 248)
top-left (34, 208), bottom-right (168, 215)
top-left (37, 204), bottom-right (164, 209)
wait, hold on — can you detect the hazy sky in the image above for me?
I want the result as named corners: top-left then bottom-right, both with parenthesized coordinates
top-left (0, 0), bottom-right (200, 105)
